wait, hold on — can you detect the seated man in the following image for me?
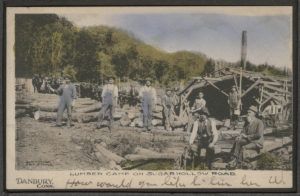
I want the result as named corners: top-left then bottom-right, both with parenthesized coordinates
top-left (229, 105), bottom-right (264, 168)
top-left (189, 110), bottom-right (218, 169)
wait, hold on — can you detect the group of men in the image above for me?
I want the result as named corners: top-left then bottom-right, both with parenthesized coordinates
top-left (47, 76), bottom-right (264, 169)
top-left (185, 87), bottom-right (264, 169)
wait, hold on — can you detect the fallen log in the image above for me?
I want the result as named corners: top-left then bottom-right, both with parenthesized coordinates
top-left (120, 114), bottom-right (131, 126)
top-left (74, 103), bottom-right (101, 113)
top-left (244, 137), bottom-right (292, 160)
top-left (94, 144), bottom-right (125, 164)
top-left (152, 112), bottom-right (163, 120)
top-left (16, 103), bottom-right (57, 112)
top-left (152, 119), bottom-right (163, 126)
top-left (15, 109), bottom-right (27, 118)
top-left (125, 147), bottom-right (180, 161)
top-left (34, 111), bottom-right (98, 123)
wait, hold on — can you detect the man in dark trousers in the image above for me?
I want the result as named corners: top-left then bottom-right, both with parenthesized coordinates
top-left (49, 77), bottom-right (77, 127)
top-left (189, 110), bottom-right (218, 169)
top-left (162, 89), bottom-right (173, 131)
top-left (139, 78), bottom-right (157, 131)
top-left (97, 76), bottom-right (118, 130)
top-left (229, 105), bottom-right (264, 168)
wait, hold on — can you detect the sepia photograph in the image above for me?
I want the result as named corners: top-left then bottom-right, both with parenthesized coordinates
top-left (5, 6), bottom-right (295, 190)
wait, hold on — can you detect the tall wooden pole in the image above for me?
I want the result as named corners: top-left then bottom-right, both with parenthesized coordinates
top-left (239, 31), bottom-right (247, 108)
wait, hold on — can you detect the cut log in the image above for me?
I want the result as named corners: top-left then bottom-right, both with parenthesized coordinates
top-left (15, 109), bottom-right (27, 118)
top-left (125, 147), bottom-right (180, 161)
top-left (74, 103), bottom-right (101, 113)
top-left (152, 112), bottom-right (163, 120)
top-left (113, 112), bottom-right (122, 120)
top-left (133, 118), bottom-right (143, 128)
top-left (211, 162), bottom-right (228, 169)
top-left (153, 105), bottom-right (163, 113)
top-left (94, 144), bottom-right (125, 164)
top-left (34, 111), bottom-right (98, 123)
top-left (127, 112), bottom-right (139, 120)
top-left (243, 137), bottom-right (292, 160)
top-left (152, 119), bottom-right (163, 126)
top-left (120, 114), bottom-right (131, 126)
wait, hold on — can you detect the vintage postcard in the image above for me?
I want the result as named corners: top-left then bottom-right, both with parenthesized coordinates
top-left (6, 6), bottom-right (294, 190)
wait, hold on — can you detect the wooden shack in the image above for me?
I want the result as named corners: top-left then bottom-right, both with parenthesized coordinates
top-left (176, 66), bottom-right (292, 122)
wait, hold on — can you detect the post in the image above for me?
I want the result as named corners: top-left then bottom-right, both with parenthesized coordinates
top-left (239, 31), bottom-right (247, 110)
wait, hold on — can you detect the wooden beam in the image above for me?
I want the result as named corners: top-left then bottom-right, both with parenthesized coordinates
top-left (205, 80), bottom-right (228, 97)
top-left (233, 75), bottom-right (238, 89)
top-left (259, 80), bottom-right (283, 86)
top-left (255, 98), bottom-right (261, 104)
top-left (259, 86), bottom-right (264, 112)
top-left (241, 79), bottom-right (261, 97)
top-left (264, 84), bottom-right (292, 95)
top-left (260, 96), bottom-right (272, 107)
top-left (263, 91), bottom-right (283, 104)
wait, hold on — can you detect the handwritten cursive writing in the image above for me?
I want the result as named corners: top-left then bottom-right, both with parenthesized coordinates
top-left (209, 176), bottom-right (232, 187)
top-left (97, 178), bottom-right (132, 188)
top-left (240, 175), bottom-right (260, 187)
top-left (190, 176), bottom-right (207, 186)
top-left (138, 180), bottom-right (158, 188)
top-left (161, 176), bottom-right (186, 188)
top-left (65, 178), bottom-right (93, 188)
top-left (269, 174), bottom-right (286, 185)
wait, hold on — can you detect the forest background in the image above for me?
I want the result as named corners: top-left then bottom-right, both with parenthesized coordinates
top-left (15, 14), bottom-right (290, 87)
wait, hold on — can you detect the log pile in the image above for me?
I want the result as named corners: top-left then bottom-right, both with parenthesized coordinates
top-left (16, 92), bottom-right (168, 129)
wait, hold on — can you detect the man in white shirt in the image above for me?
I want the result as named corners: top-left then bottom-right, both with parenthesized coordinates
top-left (186, 91), bottom-right (208, 133)
top-left (97, 76), bottom-right (118, 130)
top-left (189, 110), bottom-right (218, 169)
top-left (139, 78), bottom-right (157, 131)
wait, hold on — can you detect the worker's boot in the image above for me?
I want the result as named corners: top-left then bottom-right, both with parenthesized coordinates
top-left (97, 113), bottom-right (104, 129)
top-left (67, 119), bottom-right (72, 127)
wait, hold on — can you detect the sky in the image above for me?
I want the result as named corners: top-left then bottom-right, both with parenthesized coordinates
top-left (59, 7), bottom-right (292, 69)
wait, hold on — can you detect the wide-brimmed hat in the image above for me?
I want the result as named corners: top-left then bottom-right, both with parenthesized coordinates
top-left (248, 105), bottom-right (258, 113)
top-left (145, 77), bottom-right (152, 82)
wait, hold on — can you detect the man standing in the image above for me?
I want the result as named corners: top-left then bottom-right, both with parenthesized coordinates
top-left (162, 89), bottom-right (173, 131)
top-left (189, 110), bottom-right (218, 169)
top-left (97, 76), bottom-right (118, 130)
top-left (229, 105), bottom-right (264, 168)
top-left (139, 78), bottom-right (157, 131)
top-left (186, 91), bottom-right (208, 133)
top-left (228, 86), bottom-right (241, 125)
top-left (50, 77), bottom-right (77, 127)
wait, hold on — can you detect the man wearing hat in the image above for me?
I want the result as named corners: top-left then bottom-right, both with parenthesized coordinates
top-left (139, 78), bottom-right (157, 131)
top-left (97, 76), bottom-right (118, 130)
top-left (49, 77), bottom-right (77, 127)
top-left (229, 105), bottom-right (264, 168)
top-left (228, 85), bottom-right (241, 125)
top-left (189, 109), bottom-right (218, 169)
top-left (162, 88), bottom-right (173, 131)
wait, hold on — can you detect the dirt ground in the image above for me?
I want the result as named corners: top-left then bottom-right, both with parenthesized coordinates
top-left (15, 116), bottom-right (184, 170)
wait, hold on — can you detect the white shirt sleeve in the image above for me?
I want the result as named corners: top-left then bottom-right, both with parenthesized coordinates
top-left (114, 85), bottom-right (118, 98)
top-left (202, 99), bottom-right (206, 107)
top-left (152, 87), bottom-right (157, 104)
